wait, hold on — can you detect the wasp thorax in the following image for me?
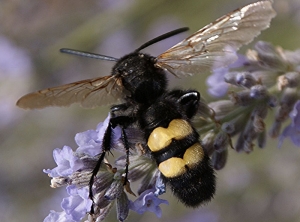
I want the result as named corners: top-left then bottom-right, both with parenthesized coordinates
top-left (112, 52), bottom-right (167, 104)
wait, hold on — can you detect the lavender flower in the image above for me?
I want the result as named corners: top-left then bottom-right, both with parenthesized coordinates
top-left (44, 146), bottom-right (84, 178)
top-left (44, 115), bottom-right (166, 221)
top-left (200, 41), bottom-right (300, 167)
top-left (129, 188), bottom-right (168, 218)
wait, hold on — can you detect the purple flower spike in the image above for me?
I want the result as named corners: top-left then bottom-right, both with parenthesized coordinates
top-left (129, 189), bottom-right (168, 218)
top-left (279, 100), bottom-right (300, 147)
top-left (44, 146), bottom-right (83, 177)
top-left (75, 115), bottom-right (110, 156)
top-left (61, 186), bottom-right (93, 221)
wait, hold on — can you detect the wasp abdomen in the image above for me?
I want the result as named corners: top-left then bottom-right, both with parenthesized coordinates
top-left (147, 118), bottom-right (215, 207)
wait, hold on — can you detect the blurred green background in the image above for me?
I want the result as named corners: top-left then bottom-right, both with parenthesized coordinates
top-left (1, 0), bottom-right (300, 221)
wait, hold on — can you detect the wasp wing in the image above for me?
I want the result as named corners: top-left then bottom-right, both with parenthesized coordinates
top-left (156, 1), bottom-right (276, 77)
top-left (16, 75), bottom-right (126, 109)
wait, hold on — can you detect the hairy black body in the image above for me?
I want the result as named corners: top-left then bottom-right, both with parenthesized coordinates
top-left (94, 50), bottom-right (216, 207)
top-left (16, 0), bottom-right (276, 212)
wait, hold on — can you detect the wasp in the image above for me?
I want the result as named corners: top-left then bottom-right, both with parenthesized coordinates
top-left (17, 1), bottom-right (276, 207)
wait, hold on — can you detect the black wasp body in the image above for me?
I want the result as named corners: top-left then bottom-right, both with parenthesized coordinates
top-left (98, 51), bottom-right (216, 207)
top-left (16, 0), bottom-right (276, 210)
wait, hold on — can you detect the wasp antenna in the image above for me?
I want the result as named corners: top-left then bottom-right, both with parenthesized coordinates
top-left (135, 27), bottom-right (189, 52)
top-left (60, 48), bottom-right (118, 61)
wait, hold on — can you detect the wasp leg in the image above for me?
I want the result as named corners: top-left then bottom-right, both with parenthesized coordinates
top-left (110, 116), bottom-right (134, 186)
top-left (176, 91), bottom-right (200, 118)
top-left (89, 121), bottom-right (112, 213)
top-left (89, 104), bottom-right (135, 214)
top-left (110, 104), bottom-right (134, 186)
top-left (120, 127), bottom-right (130, 185)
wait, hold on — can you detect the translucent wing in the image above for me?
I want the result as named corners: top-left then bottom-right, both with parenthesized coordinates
top-left (156, 1), bottom-right (276, 77)
top-left (16, 75), bottom-right (126, 109)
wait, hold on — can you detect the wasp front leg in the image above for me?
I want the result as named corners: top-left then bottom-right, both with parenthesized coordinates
top-left (89, 120), bottom-right (113, 213)
top-left (89, 104), bottom-right (136, 209)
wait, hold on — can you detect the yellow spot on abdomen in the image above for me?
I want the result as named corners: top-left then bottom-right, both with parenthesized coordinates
top-left (159, 142), bottom-right (204, 178)
top-left (183, 143), bottom-right (204, 167)
top-left (147, 119), bottom-right (193, 152)
top-left (158, 157), bottom-right (186, 178)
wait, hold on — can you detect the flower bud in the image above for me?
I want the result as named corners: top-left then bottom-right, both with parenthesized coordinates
top-left (254, 41), bottom-right (286, 70)
top-left (243, 140), bottom-right (254, 153)
top-left (269, 120), bottom-right (282, 138)
top-left (221, 122), bottom-right (235, 134)
top-left (213, 130), bottom-right (230, 153)
top-left (235, 133), bottom-right (245, 152)
top-left (253, 115), bottom-right (265, 133)
top-left (212, 149), bottom-right (228, 170)
top-left (208, 100), bottom-right (235, 120)
top-left (104, 173), bottom-right (124, 200)
top-left (229, 91), bottom-right (253, 106)
top-left (94, 171), bottom-right (114, 194)
top-left (257, 130), bottom-right (266, 148)
top-left (117, 192), bottom-right (129, 222)
top-left (250, 85), bottom-right (267, 99)
top-left (202, 131), bottom-right (216, 155)
top-left (276, 88), bottom-right (298, 121)
top-left (234, 72), bottom-right (257, 88)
